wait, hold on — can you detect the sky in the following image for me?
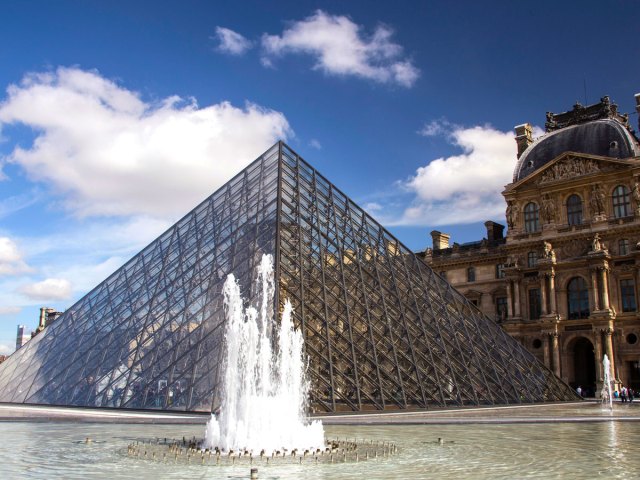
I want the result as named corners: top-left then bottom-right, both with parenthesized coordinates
top-left (0, 0), bottom-right (639, 354)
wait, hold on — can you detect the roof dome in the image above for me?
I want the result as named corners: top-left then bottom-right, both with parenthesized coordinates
top-left (513, 119), bottom-right (640, 182)
top-left (513, 96), bottom-right (640, 182)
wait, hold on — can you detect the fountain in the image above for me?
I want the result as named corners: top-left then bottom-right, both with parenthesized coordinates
top-left (121, 253), bottom-right (395, 467)
top-left (602, 354), bottom-right (614, 410)
top-left (203, 254), bottom-right (325, 454)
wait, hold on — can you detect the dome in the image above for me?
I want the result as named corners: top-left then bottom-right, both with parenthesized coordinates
top-left (513, 118), bottom-right (640, 182)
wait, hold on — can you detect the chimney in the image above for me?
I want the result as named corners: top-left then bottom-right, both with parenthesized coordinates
top-left (514, 123), bottom-right (533, 158)
top-left (431, 230), bottom-right (450, 251)
top-left (635, 93), bottom-right (640, 131)
top-left (38, 307), bottom-right (47, 331)
top-left (484, 221), bottom-right (505, 242)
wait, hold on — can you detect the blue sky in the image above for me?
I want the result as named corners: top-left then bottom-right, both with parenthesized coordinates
top-left (0, 0), bottom-right (639, 353)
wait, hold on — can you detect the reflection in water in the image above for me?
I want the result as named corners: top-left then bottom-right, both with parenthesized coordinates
top-left (1, 411), bottom-right (640, 479)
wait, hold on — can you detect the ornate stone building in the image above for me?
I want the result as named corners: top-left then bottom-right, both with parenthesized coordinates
top-left (422, 94), bottom-right (640, 396)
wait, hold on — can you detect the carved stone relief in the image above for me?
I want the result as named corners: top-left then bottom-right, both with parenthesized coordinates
top-left (538, 157), bottom-right (601, 184)
top-left (562, 239), bottom-right (589, 258)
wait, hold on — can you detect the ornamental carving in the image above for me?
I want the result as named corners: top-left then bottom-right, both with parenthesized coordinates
top-left (538, 157), bottom-right (601, 184)
top-left (562, 239), bottom-right (589, 259)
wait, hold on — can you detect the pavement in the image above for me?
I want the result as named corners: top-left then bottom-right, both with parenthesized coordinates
top-left (1, 400), bottom-right (639, 425)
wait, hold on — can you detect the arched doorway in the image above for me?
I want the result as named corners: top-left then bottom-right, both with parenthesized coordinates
top-left (570, 337), bottom-right (596, 396)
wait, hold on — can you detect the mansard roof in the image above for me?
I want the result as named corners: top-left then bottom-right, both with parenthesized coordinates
top-left (513, 97), bottom-right (640, 182)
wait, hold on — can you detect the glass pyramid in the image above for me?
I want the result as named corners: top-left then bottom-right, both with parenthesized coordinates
top-left (0, 142), bottom-right (577, 412)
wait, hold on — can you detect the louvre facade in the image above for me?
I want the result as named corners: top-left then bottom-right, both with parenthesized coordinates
top-left (423, 94), bottom-right (640, 397)
top-left (0, 142), bottom-right (577, 412)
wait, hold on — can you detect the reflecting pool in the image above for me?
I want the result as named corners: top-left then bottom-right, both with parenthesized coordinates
top-left (1, 405), bottom-right (640, 479)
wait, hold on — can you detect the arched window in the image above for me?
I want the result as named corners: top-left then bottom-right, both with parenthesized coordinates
top-left (524, 202), bottom-right (540, 232)
top-left (566, 194), bottom-right (583, 225)
top-left (567, 277), bottom-right (590, 320)
top-left (612, 185), bottom-right (631, 218)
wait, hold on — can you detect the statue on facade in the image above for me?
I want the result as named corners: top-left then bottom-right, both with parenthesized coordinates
top-left (590, 184), bottom-right (606, 216)
top-left (506, 201), bottom-right (519, 229)
top-left (592, 233), bottom-right (603, 252)
top-left (541, 194), bottom-right (556, 223)
top-left (632, 177), bottom-right (640, 208)
top-left (542, 240), bottom-right (556, 262)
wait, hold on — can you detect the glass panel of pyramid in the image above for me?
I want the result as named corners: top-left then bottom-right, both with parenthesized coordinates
top-left (0, 142), bottom-right (577, 412)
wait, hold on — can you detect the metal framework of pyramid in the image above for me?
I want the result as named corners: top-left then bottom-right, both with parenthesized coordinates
top-left (0, 142), bottom-right (577, 412)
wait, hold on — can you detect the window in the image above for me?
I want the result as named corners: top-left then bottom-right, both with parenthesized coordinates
top-left (567, 276), bottom-right (590, 319)
top-left (612, 185), bottom-right (631, 218)
top-left (496, 263), bottom-right (505, 279)
top-left (439, 271), bottom-right (447, 280)
top-left (496, 296), bottom-right (508, 322)
top-left (566, 194), bottom-right (583, 225)
top-left (528, 288), bottom-right (541, 320)
top-left (619, 239), bottom-right (630, 255)
top-left (467, 267), bottom-right (476, 282)
top-left (470, 299), bottom-right (479, 307)
top-left (620, 279), bottom-right (637, 312)
top-left (524, 202), bottom-right (540, 232)
top-left (527, 251), bottom-right (538, 268)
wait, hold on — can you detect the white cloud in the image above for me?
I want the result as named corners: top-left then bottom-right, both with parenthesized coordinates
top-left (214, 26), bottom-right (253, 55)
top-left (309, 138), bottom-right (322, 150)
top-left (363, 202), bottom-right (382, 212)
top-left (418, 119), bottom-right (452, 137)
top-left (395, 124), bottom-right (517, 226)
top-left (0, 343), bottom-right (13, 355)
top-left (0, 67), bottom-right (292, 218)
top-left (18, 278), bottom-right (73, 301)
top-left (0, 306), bottom-right (21, 316)
top-left (0, 237), bottom-right (30, 276)
top-left (261, 10), bottom-right (419, 87)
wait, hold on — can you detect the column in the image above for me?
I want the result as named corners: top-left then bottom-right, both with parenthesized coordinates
top-left (604, 327), bottom-right (616, 379)
top-left (591, 269), bottom-right (600, 311)
top-left (549, 273), bottom-right (557, 314)
top-left (552, 332), bottom-right (561, 377)
top-left (600, 268), bottom-right (610, 311)
top-left (593, 330), bottom-right (603, 381)
top-left (507, 281), bottom-right (514, 319)
top-left (543, 334), bottom-right (551, 369)
top-left (540, 275), bottom-right (548, 316)
top-left (514, 280), bottom-right (521, 317)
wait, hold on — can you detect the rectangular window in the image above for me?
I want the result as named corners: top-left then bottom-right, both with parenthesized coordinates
top-left (619, 239), bottom-right (630, 255)
top-left (528, 288), bottom-right (541, 320)
top-left (527, 251), bottom-right (538, 268)
top-left (496, 263), bottom-right (505, 279)
top-left (496, 296), bottom-right (508, 322)
top-left (467, 267), bottom-right (475, 282)
top-left (620, 279), bottom-right (637, 312)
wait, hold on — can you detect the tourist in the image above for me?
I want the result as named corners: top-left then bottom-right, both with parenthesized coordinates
top-left (621, 386), bottom-right (628, 403)
top-left (576, 386), bottom-right (582, 397)
top-left (629, 388), bottom-right (635, 403)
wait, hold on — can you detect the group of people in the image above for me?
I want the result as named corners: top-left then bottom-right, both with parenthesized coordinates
top-left (576, 385), bottom-right (636, 402)
top-left (613, 386), bottom-right (636, 402)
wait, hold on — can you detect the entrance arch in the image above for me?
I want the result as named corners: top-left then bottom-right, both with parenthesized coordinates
top-left (567, 336), bottom-right (596, 396)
